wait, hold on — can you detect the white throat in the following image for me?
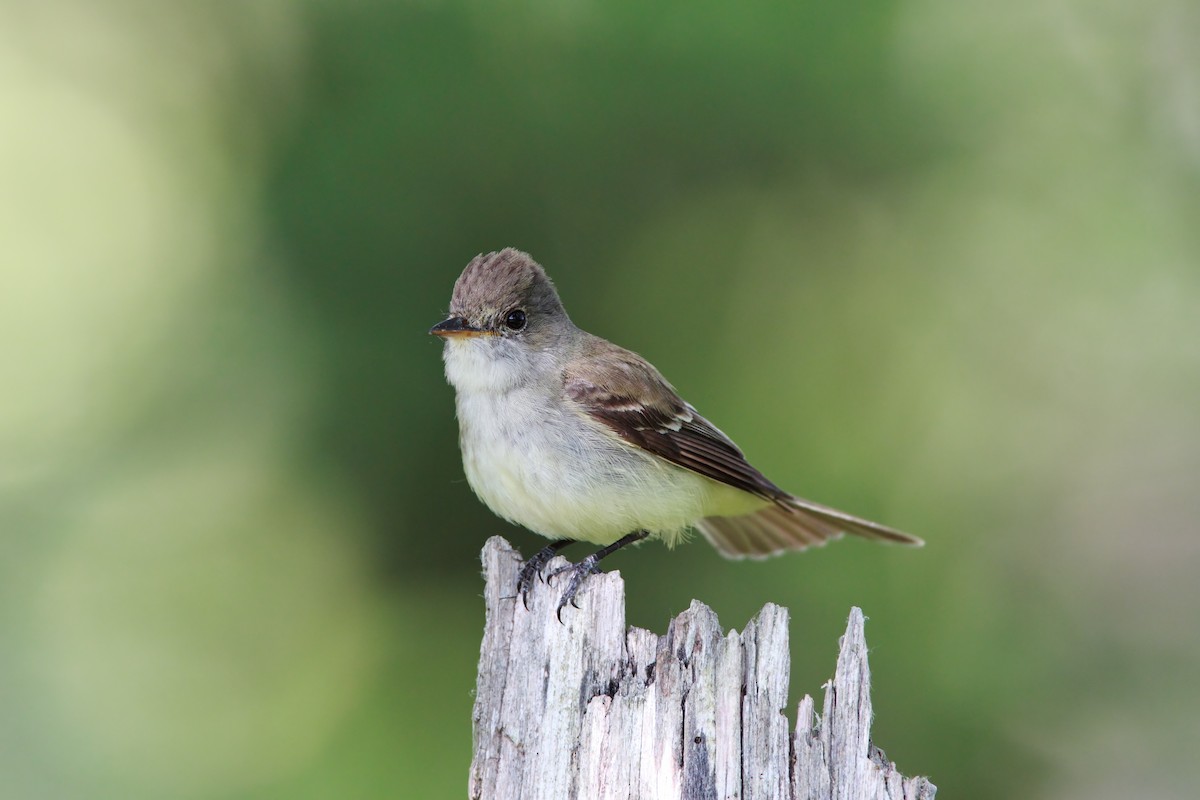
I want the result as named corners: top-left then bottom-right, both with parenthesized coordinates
top-left (442, 335), bottom-right (563, 397)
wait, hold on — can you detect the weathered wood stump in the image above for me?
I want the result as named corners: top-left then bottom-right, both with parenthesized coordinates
top-left (470, 536), bottom-right (935, 800)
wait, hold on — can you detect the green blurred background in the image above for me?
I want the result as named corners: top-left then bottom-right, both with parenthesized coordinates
top-left (4, 1), bottom-right (1199, 798)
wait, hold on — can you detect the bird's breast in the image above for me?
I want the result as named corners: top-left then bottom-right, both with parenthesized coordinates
top-left (452, 386), bottom-right (741, 545)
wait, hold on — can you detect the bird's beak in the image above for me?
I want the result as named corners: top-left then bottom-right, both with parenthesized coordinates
top-left (429, 316), bottom-right (488, 338)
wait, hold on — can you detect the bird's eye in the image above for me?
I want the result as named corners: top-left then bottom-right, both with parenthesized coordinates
top-left (504, 309), bottom-right (527, 331)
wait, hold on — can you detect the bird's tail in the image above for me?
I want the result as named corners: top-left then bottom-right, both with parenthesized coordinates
top-left (694, 495), bottom-right (922, 560)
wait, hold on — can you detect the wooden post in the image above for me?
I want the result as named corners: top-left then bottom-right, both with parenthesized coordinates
top-left (470, 537), bottom-right (936, 800)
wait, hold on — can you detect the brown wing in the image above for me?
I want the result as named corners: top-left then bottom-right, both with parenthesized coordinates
top-left (562, 340), bottom-right (789, 502)
top-left (562, 338), bottom-right (924, 553)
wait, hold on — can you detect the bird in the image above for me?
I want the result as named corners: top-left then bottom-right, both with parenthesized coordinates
top-left (430, 248), bottom-right (921, 616)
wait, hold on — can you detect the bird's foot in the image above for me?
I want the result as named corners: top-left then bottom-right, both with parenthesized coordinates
top-left (548, 556), bottom-right (601, 622)
top-left (515, 540), bottom-right (574, 609)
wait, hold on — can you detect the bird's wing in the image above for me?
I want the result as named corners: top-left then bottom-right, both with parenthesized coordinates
top-left (563, 338), bottom-right (923, 552)
top-left (562, 341), bottom-right (789, 502)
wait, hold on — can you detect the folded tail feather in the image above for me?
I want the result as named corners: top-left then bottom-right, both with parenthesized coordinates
top-left (695, 496), bottom-right (922, 560)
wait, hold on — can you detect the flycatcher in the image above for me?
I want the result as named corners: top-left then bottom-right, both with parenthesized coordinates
top-left (431, 249), bottom-right (921, 615)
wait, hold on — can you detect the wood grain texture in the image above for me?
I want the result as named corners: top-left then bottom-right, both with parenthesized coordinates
top-left (469, 537), bottom-right (936, 800)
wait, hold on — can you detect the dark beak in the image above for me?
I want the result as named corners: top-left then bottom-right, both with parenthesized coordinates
top-left (429, 316), bottom-right (486, 337)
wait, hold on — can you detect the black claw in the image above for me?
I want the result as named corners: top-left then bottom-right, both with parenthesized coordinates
top-left (515, 540), bottom-right (574, 609)
top-left (549, 557), bottom-right (600, 622)
top-left (523, 531), bottom-right (651, 621)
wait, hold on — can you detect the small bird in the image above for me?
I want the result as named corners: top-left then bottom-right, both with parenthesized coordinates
top-left (431, 249), bottom-right (921, 616)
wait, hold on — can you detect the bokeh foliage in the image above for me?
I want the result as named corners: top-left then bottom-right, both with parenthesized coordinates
top-left (3, 1), bottom-right (1199, 798)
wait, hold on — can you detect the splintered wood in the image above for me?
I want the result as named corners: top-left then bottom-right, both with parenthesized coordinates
top-left (469, 537), bottom-right (935, 800)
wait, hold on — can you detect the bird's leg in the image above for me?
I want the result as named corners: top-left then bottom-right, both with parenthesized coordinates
top-left (516, 539), bottom-right (575, 609)
top-left (549, 530), bottom-right (650, 621)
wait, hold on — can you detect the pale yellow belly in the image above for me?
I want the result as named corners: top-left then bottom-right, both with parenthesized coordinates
top-left (456, 391), bottom-right (764, 545)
